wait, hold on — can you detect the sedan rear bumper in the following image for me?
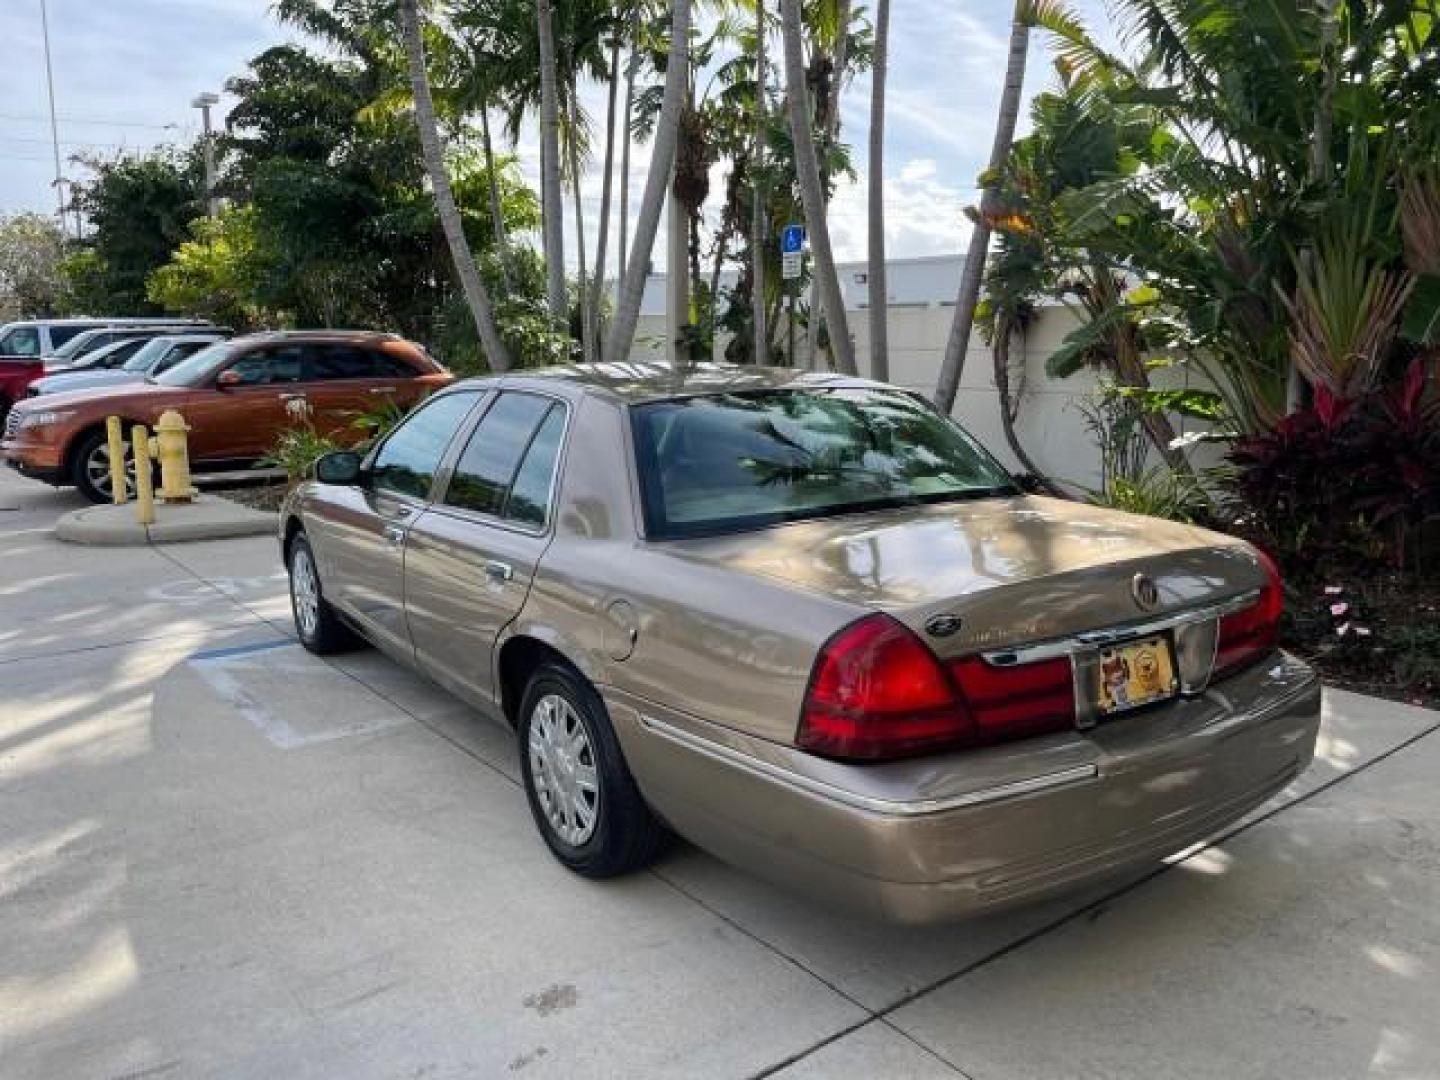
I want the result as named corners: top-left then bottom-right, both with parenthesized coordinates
top-left (607, 652), bottom-right (1321, 924)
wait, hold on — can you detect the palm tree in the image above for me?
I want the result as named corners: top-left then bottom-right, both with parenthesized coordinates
top-left (866, 0), bottom-right (889, 382)
top-left (591, 35), bottom-right (622, 346)
top-left (604, 0), bottom-right (693, 364)
top-left (618, 5), bottom-right (641, 287)
top-left (566, 97), bottom-right (596, 362)
top-left (934, 0), bottom-right (1032, 413)
top-left (778, 0), bottom-right (855, 374)
top-left (751, 0), bottom-right (768, 365)
top-left (536, 0), bottom-right (568, 325)
top-left (805, 0), bottom-right (852, 368)
top-left (398, 0), bottom-right (512, 371)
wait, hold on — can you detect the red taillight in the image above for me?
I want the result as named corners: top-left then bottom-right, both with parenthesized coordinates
top-left (798, 615), bottom-right (962, 760)
top-left (797, 614), bottom-right (1076, 761)
top-left (1214, 548), bottom-right (1284, 678)
top-left (948, 655), bottom-right (1076, 741)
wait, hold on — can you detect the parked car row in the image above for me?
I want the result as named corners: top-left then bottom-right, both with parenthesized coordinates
top-left (1, 329), bottom-right (450, 502)
top-left (0, 318), bottom-right (220, 416)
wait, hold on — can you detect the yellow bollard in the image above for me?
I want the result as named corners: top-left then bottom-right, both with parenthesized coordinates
top-left (132, 425), bottom-right (155, 526)
top-left (106, 416), bottom-right (128, 505)
top-left (154, 410), bottom-right (196, 503)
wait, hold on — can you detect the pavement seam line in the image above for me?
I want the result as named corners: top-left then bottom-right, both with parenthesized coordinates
top-left (650, 868), bottom-right (973, 1080)
top-left (0, 619), bottom-right (264, 666)
top-left (151, 543), bottom-right (294, 640)
top-left (319, 656), bottom-right (524, 790)
top-left (759, 713), bottom-right (1440, 1078)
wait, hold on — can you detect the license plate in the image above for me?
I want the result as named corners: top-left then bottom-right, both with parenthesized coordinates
top-left (1095, 635), bottom-right (1178, 715)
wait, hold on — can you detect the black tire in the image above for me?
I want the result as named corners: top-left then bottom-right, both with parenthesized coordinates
top-left (287, 531), bottom-right (361, 654)
top-left (518, 661), bottom-right (667, 878)
top-left (69, 427), bottom-right (135, 504)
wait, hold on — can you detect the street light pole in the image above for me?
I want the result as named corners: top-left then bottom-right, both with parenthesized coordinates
top-left (39, 0), bottom-right (69, 237)
top-left (191, 92), bottom-right (220, 217)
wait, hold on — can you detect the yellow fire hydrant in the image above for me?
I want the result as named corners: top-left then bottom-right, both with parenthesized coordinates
top-left (152, 410), bottom-right (196, 503)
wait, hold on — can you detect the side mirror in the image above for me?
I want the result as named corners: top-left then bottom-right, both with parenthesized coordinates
top-left (215, 369), bottom-right (242, 390)
top-left (315, 450), bottom-right (364, 485)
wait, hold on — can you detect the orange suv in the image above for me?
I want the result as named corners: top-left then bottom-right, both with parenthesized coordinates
top-left (2, 330), bottom-right (453, 502)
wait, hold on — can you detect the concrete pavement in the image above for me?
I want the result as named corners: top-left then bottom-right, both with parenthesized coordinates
top-left (3, 466), bottom-right (1439, 1079)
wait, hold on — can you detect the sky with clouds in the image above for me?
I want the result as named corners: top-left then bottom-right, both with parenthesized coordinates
top-left (0, 0), bottom-right (1111, 270)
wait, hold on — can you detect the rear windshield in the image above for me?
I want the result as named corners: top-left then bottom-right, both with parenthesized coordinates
top-left (630, 388), bottom-right (1018, 539)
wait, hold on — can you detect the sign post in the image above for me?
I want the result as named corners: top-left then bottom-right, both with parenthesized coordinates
top-left (781, 225), bottom-right (805, 365)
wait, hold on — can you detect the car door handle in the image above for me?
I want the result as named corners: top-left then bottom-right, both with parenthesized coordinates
top-left (369, 386), bottom-right (397, 395)
top-left (483, 560), bottom-right (513, 583)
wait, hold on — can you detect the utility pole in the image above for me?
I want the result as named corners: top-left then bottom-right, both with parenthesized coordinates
top-left (39, 0), bottom-right (68, 238)
top-left (191, 92), bottom-right (220, 217)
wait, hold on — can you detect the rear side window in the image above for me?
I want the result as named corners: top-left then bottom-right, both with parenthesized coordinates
top-left (308, 345), bottom-right (377, 380)
top-left (372, 351), bottom-right (419, 378)
top-left (370, 391), bottom-right (479, 499)
top-left (443, 393), bottom-right (555, 519)
top-left (505, 407), bottom-right (566, 526)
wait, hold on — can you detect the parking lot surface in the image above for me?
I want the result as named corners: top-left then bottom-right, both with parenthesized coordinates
top-left (3, 468), bottom-right (1439, 1079)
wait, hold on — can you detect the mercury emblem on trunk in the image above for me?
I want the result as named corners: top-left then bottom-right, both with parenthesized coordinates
top-left (1131, 573), bottom-right (1160, 611)
top-left (924, 613), bottom-right (964, 638)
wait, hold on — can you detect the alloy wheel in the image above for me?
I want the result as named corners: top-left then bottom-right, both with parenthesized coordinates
top-left (85, 440), bottom-right (135, 500)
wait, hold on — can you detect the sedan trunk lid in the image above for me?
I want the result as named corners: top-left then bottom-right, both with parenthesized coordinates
top-left (663, 495), bottom-right (1265, 657)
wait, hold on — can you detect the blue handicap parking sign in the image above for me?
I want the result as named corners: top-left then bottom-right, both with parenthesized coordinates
top-left (781, 225), bottom-right (806, 254)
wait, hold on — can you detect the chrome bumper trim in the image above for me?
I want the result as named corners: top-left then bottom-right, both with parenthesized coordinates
top-left (1202, 665), bottom-right (1320, 735)
top-left (637, 713), bottom-right (1099, 818)
top-left (980, 590), bottom-right (1260, 666)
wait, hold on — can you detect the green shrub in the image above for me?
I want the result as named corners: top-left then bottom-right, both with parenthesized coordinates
top-left (261, 424), bottom-right (343, 485)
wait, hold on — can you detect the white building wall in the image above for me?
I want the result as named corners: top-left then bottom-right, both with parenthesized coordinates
top-left (630, 256), bottom-right (1220, 493)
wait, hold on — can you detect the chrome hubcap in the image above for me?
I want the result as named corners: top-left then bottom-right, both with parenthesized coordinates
top-left (86, 442), bottom-right (134, 498)
top-left (291, 548), bottom-right (320, 639)
top-left (528, 694), bottom-right (600, 846)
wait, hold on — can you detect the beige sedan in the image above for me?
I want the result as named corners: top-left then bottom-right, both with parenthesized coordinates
top-left (280, 363), bottom-right (1320, 923)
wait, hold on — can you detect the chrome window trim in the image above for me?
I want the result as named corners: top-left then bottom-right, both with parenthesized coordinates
top-left (637, 713), bottom-right (1099, 817)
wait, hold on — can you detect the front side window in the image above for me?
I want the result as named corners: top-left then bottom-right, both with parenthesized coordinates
top-left (155, 341), bottom-right (211, 372)
top-left (369, 391), bottom-right (480, 500)
top-left (0, 327), bottom-right (40, 356)
top-left (443, 393), bottom-right (554, 518)
top-left (154, 341), bottom-right (236, 386)
top-left (630, 388), bottom-right (1017, 539)
top-left (225, 346), bottom-right (304, 386)
top-left (98, 339), bottom-right (148, 368)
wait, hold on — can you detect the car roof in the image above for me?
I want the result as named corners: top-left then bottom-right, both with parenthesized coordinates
top-left (228, 329), bottom-right (409, 347)
top-left (452, 362), bottom-right (889, 406)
